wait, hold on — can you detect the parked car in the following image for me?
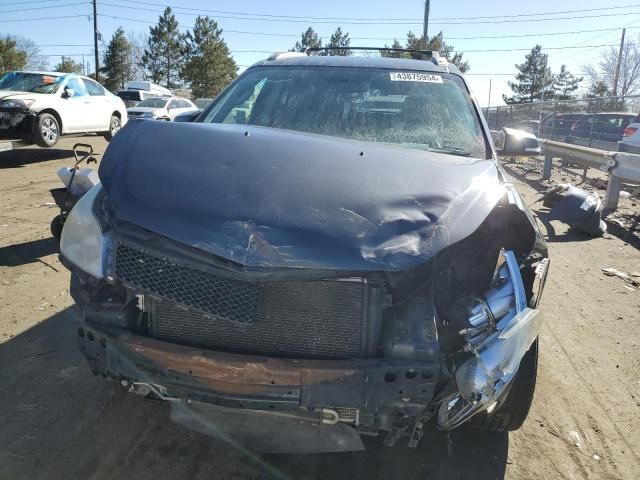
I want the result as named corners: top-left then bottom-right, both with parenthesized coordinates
top-left (193, 97), bottom-right (214, 109)
top-left (60, 51), bottom-right (548, 453)
top-left (0, 71), bottom-right (127, 147)
top-left (568, 112), bottom-right (636, 144)
top-left (617, 113), bottom-right (640, 153)
top-left (539, 113), bottom-right (588, 140)
top-left (126, 96), bottom-right (198, 121)
top-left (116, 81), bottom-right (172, 108)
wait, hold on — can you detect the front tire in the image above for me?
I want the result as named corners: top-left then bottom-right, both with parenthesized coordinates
top-left (50, 215), bottom-right (63, 239)
top-left (103, 115), bottom-right (121, 142)
top-left (468, 338), bottom-right (539, 431)
top-left (34, 113), bottom-right (60, 147)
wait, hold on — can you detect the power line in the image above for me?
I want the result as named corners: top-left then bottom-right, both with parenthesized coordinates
top-left (0, 2), bottom-right (89, 14)
top-left (0, 14), bottom-right (90, 23)
top-left (119, 0), bottom-right (640, 23)
top-left (0, 0), bottom-right (74, 5)
top-left (98, 1), bottom-right (640, 26)
top-left (446, 27), bottom-right (640, 41)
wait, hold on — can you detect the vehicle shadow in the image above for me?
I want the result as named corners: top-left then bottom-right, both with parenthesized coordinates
top-left (0, 148), bottom-right (75, 168)
top-left (0, 237), bottom-right (59, 268)
top-left (0, 307), bottom-right (509, 480)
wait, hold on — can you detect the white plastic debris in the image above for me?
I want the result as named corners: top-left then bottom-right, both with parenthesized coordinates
top-left (593, 453), bottom-right (601, 461)
top-left (57, 167), bottom-right (99, 196)
top-left (602, 268), bottom-right (629, 280)
top-left (568, 431), bottom-right (582, 448)
top-left (619, 191), bottom-right (631, 198)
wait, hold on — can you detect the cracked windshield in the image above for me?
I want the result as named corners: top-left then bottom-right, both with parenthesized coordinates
top-left (1, 1), bottom-right (639, 480)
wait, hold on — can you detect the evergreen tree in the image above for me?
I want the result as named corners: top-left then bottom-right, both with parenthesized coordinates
top-left (325, 28), bottom-right (351, 56)
top-left (141, 7), bottom-right (185, 88)
top-left (182, 16), bottom-right (237, 98)
top-left (400, 31), bottom-right (469, 73)
top-left (584, 80), bottom-right (610, 99)
top-left (551, 65), bottom-right (583, 100)
top-left (293, 27), bottom-right (321, 52)
top-left (54, 56), bottom-right (83, 74)
top-left (380, 39), bottom-right (405, 58)
top-left (101, 27), bottom-right (132, 92)
top-left (0, 36), bottom-right (27, 74)
top-left (503, 45), bottom-right (553, 104)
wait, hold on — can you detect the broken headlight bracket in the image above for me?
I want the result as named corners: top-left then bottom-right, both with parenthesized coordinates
top-left (438, 249), bottom-right (543, 429)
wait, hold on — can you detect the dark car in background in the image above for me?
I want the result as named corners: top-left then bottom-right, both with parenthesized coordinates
top-left (539, 112), bottom-right (589, 140)
top-left (60, 51), bottom-right (548, 453)
top-left (568, 112), bottom-right (636, 145)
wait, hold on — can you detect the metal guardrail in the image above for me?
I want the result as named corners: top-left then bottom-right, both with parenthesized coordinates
top-left (539, 138), bottom-right (640, 213)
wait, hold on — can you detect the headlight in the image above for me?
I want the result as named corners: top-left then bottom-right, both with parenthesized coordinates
top-left (60, 184), bottom-right (110, 279)
top-left (0, 98), bottom-right (35, 110)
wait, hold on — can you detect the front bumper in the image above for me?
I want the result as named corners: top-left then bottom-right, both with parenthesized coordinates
top-left (0, 110), bottom-right (35, 140)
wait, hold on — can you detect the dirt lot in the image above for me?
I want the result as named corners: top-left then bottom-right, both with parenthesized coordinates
top-left (1, 136), bottom-right (639, 479)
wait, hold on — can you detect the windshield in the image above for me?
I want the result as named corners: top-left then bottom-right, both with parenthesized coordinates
top-left (136, 97), bottom-right (168, 108)
top-left (117, 91), bottom-right (142, 101)
top-left (202, 66), bottom-right (486, 158)
top-left (0, 72), bottom-right (63, 93)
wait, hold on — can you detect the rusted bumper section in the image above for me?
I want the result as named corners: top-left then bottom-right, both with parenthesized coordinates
top-left (78, 323), bottom-right (439, 423)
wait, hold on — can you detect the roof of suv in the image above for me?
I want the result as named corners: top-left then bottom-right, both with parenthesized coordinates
top-left (250, 54), bottom-right (462, 76)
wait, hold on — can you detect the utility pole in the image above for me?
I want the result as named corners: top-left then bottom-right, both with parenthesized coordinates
top-left (93, 0), bottom-right (99, 81)
top-left (613, 28), bottom-right (626, 97)
top-left (423, 1), bottom-right (430, 48)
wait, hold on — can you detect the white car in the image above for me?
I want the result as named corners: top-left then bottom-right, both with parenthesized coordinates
top-left (0, 71), bottom-right (127, 147)
top-left (127, 97), bottom-right (199, 121)
top-left (617, 113), bottom-right (640, 153)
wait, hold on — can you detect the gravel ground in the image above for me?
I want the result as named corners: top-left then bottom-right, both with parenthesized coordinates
top-left (0, 136), bottom-right (639, 479)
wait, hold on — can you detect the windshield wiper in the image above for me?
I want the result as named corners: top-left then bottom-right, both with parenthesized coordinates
top-left (428, 146), bottom-right (472, 157)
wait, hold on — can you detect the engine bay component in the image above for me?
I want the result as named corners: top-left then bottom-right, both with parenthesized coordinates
top-left (438, 250), bottom-right (543, 429)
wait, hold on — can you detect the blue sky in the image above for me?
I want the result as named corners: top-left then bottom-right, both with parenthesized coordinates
top-left (1, 0), bottom-right (637, 106)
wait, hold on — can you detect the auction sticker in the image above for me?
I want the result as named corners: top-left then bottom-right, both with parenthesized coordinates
top-left (389, 72), bottom-right (442, 83)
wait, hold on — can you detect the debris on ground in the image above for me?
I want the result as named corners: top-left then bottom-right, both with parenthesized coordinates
top-left (543, 184), bottom-right (607, 236)
top-left (602, 268), bottom-right (640, 287)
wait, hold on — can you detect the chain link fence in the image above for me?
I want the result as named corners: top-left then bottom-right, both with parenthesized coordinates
top-left (483, 95), bottom-right (640, 151)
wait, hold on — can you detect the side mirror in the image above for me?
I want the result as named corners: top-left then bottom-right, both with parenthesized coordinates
top-left (174, 110), bottom-right (202, 123)
top-left (63, 87), bottom-right (75, 98)
top-left (495, 127), bottom-right (541, 156)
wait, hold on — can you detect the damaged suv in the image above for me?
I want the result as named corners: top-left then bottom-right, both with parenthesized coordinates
top-left (60, 51), bottom-right (548, 453)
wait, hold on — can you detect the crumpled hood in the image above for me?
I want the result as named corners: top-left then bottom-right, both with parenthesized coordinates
top-left (100, 120), bottom-right (504, 271)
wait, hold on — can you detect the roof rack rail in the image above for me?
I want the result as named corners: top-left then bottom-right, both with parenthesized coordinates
top-left (267, 51), bottom-right (307, 61)
top-left (303, 47), bottom-right (448, 67)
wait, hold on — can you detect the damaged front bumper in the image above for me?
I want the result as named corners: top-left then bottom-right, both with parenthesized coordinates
top-left (78, 322), bottom-right (441, 452)
top-left (0, 109), bottom-right (35, 140)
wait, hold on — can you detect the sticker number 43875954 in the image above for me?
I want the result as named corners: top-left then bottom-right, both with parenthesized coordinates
top-left (389, 72), bottom-right (443, 83)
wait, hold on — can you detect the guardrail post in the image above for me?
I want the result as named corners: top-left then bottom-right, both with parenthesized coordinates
top-left (604, 174), bottom-right (622, 214)
top-left (543, 152), bottom-right (553, 180)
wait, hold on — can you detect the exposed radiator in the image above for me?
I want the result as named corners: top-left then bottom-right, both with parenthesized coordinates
top-left (115, 243), bottom-right (385, 359)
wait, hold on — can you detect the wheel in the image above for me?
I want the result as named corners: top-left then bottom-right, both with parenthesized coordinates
top-left (34, 113), bottom-right (60, 147)
top-left (468, 338), bottom-right (538, 431)
top-left (50, 215), bottom-right (64, 239)
top-left (103, 115), bottom-right (122, 141)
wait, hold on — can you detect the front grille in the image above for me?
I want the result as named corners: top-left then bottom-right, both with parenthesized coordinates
top-left (115, 243), bottom-right (384, 359)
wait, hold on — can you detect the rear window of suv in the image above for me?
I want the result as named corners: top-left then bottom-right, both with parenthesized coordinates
top-left (202, 66), bottom-right (487, 159)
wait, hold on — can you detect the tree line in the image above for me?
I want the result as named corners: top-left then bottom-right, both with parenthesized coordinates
top-left (3, 15), bottom-right (640, 103)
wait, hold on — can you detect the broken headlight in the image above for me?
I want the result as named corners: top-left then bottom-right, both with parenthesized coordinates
top-left (60, 184), bottom-right (111, 279)
top-left (438, 250), bottom-right (544, 429)
top-left (0, 98), bottom-right (35, 110)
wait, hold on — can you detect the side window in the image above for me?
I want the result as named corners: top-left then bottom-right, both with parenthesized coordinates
top-left (84, 79), bottom-right (105, 96)
top-left (64, 77), bottom-right (87, 97)
top-left (168, 99), bottom-right (178, 109)
top-left (178, 99), bottom-right (191, 108)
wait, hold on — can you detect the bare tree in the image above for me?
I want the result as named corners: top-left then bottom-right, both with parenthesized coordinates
top-left (11, 36), bottom-right (49, 70)
top-left (583, 36), bottom-right (640, 97)
top-left (128, 31), bottom-right (148, 81)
